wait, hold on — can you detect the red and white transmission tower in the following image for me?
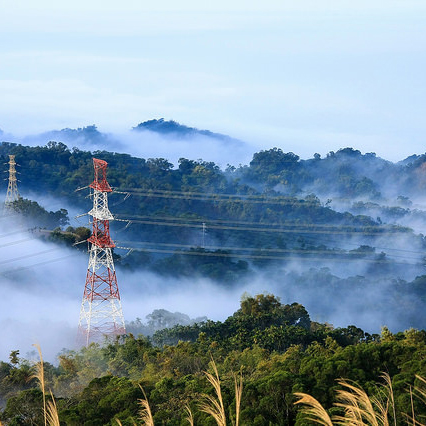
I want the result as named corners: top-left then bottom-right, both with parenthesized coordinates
top-left (4, 155), bottom-right (19, 211)
top-left (78, 158), bottom-right (125, 345)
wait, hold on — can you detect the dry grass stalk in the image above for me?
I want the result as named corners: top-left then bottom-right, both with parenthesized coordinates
top-left (414, 375), bottom-right (426, 406)
top-left (404, 376), bottom-right (426, 426)
top-left (233, 371), bottom-right (243, 426)
top-left (138, 385), bottom-right (154, 426)
top-left (199, 359), bottom-right (226, 426)
top-left (116, 417), bottom-right (138, 425)
top-left (294, 374), bottom-right (426, 426)
top-left (295, 375), bottom-right (398, 426)
top-left (369, 395), bottom-right (390, 426)
top-left (334, 379), bottom-right (384, 426)
top-left (31, 343), bottom-right (47, 426)
top-left (294, 393), bottom-right (333, 426)
top-left (403, 412), bottom-right (426, 426)
top-left (379, 373), bottom-right (396, 426)
top-left (46, 391), bottom-right (60, 426)
top-left (185, 405), bottom-right (194, 426)
top-left (410, 386), bottom-right (416, 426)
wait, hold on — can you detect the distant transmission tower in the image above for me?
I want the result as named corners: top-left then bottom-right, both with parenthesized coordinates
top-left (78, 158), bottom-right (125, 345)
top-left (202, 222), bottom-right (207, 248)
top-left (4, 155), bottom-right (19, 211)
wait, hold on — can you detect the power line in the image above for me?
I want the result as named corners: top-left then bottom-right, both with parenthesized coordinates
top-left (117, 187), bottom-right (309, 201)
top-left (0, 247), bottom-right (61, 266)
top-left (114, 245), bottom-right (418, 265)
top-left (0, 213), bottom-right (20, 220)
top-left (115, 213), bottom-right (406, 232)
top-left (114, 187), bottom-right (426, 222)
top-left (115, 240), bottom-right (423, 261)
top-left (299, 233), bottom-right (424, 255)
top-left (0, 228), bottom-right (32, 239)
top-left (120, 218), bottom-right (409, 236)
top-left (0, 237), bottom-right (36, 248)
top-left (0, 253), bottom-right (81, 276)
top-left (115, 188), bottom-right (324, 206)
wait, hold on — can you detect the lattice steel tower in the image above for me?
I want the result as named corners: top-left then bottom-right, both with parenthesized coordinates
top-left (4, 155), bottom-right (19, 211)
top-left (78, 158), bottom-right (125, 345)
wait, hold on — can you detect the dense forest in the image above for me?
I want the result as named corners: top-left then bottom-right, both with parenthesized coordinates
top-left (1, 294), bottom-right (426, 425)
top-left (2, 129), bottom-right (426, 424)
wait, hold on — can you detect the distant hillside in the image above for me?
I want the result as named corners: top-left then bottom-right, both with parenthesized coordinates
top-left (39, 125), bottom-right (106, 142)
top-left (22, 125), bottom-right (120, 149)
top-left (133, 118), bottom-right (238, 142)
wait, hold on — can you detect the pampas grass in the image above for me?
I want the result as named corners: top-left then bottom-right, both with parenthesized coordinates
top-left (233, 370), bottom-right (243, 426)
top-left (46, 391), bottom-right (60, 426)
top-left (31, 343), bottom-right (60, 426)
top-left (414, 375), bottom-right (426, 405)
top-left (404, 375), bottom-right (426, 426)
top-left (185, 405), bottom-right (194, 426)
top-left (115, 418), bottom-right (138, 426)
top-left (295, 374), bottom-right (402, 426)
top-left (380, 373), bottom-right (397, 426)
top-left (199, 359), bottom-right (227, 426)
top-left (333, 379), bottom-right (386, 425)
top-left (294, 393), bottom-right (333, 426)
top-left (138, 386), bottom-right (154, 426)
top-left (116, 386), bottom-right (154, 426)
top-left (198, 359), bottom-right (244, 426)
top-left (31, 343), bottom-right (47, 426)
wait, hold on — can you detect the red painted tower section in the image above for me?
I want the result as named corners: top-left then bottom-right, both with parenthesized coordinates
top-left (78, 159), bottom-right (125, 345)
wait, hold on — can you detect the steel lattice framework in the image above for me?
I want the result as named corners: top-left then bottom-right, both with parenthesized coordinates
top-left (78, 158), bottom-right (125, 345)
top-left (4, 155), bottom-right (19, 211)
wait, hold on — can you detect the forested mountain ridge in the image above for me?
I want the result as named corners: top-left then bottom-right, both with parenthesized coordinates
top-left (3, 140), bottom-right (426, 205)
top-left (2, 139), bottom-right (426, 331)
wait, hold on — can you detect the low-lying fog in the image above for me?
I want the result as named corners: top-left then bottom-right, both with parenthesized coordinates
top-left (1, 208), bottom-right (424, 363)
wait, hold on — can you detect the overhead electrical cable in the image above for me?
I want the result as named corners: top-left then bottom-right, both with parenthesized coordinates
top-left (0, 228), bottom-right (33, 239)
top-left (111, 188), bottom-right (426, 219)
top-left (114, 245), bottom-right (419, 265)
top-left (118, 192), bottom-right (318, 206)
top-left (0, 247), bottom-right (61, 265)
top-left (119, 218), bottom-right (409, 236)
top-left (0, 237), bottom-right (36, 248)
top-left (113, 188), bottom-right (327, 206)
top-left (115, 240), bottom-right (423, 261)
top-left (294, 233), bottom-right (424, 255)
top-left (0, 253), bottom-right (81, 276)
top-left (115, 213), bottom-right (407, 232)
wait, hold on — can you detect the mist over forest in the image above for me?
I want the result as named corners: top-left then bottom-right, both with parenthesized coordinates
top-left (2, 121), bottom-right (426, 424)
top-left (1, 120), bottom-right (426, 363)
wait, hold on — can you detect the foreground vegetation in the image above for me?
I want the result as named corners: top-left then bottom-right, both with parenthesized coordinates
top-left (1, 294), bottom-right (425, 425)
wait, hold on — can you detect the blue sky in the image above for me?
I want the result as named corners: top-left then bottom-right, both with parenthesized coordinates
top-left (1, 0), bottom-right (425, 160)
